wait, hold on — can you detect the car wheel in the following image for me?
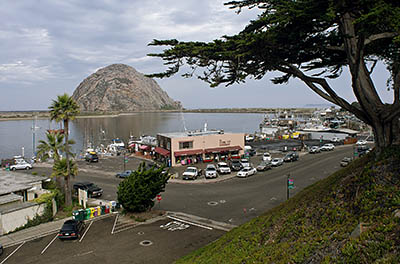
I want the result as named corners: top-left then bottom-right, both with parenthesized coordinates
top-left (25, 167), bottom-right (30, 170)
top-left (11, 167), bottom-right (16, 171)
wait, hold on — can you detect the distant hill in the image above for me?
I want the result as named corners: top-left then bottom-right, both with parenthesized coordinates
top-left (72, 64), bottom-right (182, 112)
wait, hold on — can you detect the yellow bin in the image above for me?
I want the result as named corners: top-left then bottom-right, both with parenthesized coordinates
top-left (90, 207), bottom-right (96, 218)
top-left (97, 206), bottom-right (101, 216)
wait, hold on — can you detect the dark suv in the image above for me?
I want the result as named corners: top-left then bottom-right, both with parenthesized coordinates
top-left (73, 182), bottom-right (103, 198)
top-left (283, 152), bottom-right (299, 162)
top-left (58, 219), bottom-right (85, 240)
top-left (85, 152), bottom-right (99, 163)
top-left (231, 160), bottom-right (243, 171)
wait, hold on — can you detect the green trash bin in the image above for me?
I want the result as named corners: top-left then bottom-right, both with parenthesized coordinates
top-left (85, 208), bottom-right (91, 220)
top-left (72, 210), bottom-right (81, 221)
top-left (78, 209), bottom-right (85, 221)
top-left (100, 205), bottom-right (106, 215)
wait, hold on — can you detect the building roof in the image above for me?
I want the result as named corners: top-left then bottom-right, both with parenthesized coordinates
top-left (158, 130), bottom-right (239, 138)
top-left (0, 193), bottom-right (23, 205)
top-left (0, 170), bottom-right (48, 196)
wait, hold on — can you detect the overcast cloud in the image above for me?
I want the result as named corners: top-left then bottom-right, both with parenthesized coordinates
top-left (0, 0), bottom-right (393, 111)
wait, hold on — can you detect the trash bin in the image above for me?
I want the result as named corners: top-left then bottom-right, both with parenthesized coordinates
top-left (78, 209), bottom-right (85, 221)
top-left (96, 206), bottom-right (101, 216)
top-left (105, 205), bottom-right (110, 214)
top-left (110, 201), bottom-right (117, 212)
top-left (90, 207), bottom-right (96, 218)
top-left (72, 210), bottom-right (80, 220)
top-left (101, 205), bottom-right (106, 215)
top-left (85, 208), bottom-right (91, 220)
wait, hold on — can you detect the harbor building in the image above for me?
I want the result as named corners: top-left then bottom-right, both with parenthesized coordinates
top-left (155, 129), bottom-right (245, 167)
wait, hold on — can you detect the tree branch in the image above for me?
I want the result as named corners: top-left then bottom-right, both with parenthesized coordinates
top-left (394, 67), bottom-right (400, 105)
top-left (276, 64), bottom-right (370, 124)
top-left (364, 32), bottom-right (398, 46)
top-left (368, 60), bottom-right (378, 75)
top-left (326, 32), bottom-right (398, 52)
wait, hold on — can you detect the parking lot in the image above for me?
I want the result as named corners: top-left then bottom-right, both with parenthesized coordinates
top-left (0, 214), bottom-right (225, 264)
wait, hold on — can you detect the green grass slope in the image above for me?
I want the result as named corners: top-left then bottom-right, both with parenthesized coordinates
top-left (177, 147), bottom-right (400, 264)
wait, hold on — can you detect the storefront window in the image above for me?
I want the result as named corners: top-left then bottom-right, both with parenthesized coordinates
top-left (179, 141), bottom-right (193, 149)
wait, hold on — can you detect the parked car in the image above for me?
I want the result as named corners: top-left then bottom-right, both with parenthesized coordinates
top-left (73, 182), bottom-right (103, 198)
top-left (0, 242), bottom-right (3, 256)
top-left (231, 160), bottom-right (243, 171)
top-left (357, 145), bottom-right (371, 157)
top-left (10, 161), bottom-right (32, 170)
top-left (262, 152), bottom-right (272, 162)
top-left (205, 164), bottom-right (218, 179)
top-left (58, 219), bottom-right (85, 240)
top-left (256, 161), bottom-right (271, 171)
top-left (216, 162), bottom-right (231, 174)
top-left (245, 135), bottom-right (255, 142)
top-left (182, 167), bottom-right (201, 180)
top-left (240, 158), bottom-right (250, 167)
top-left (309, 146), bottom-right (320, 154)
top-left (85, 152), bottom-right (99, 162)
top-left (356, 140), bottom-right (367, 145)
top-left (115, 170), bottom-right (133, 178)
top-left (331, 137), bottom-right (341, 142)
top-left (320, 144), bottom-right (335, 151)
top-left (271, 158), bottom-right (283, 167)
top-left (283, 152), bottom-right (299, 162)
top-left (237, 166), bottom-right (257, 178)
top-left (340, 157), bottom-right (352, 167)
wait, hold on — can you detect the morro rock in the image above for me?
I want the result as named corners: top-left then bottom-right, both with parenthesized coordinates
top-left (72, 64), bottom-right (182, 112)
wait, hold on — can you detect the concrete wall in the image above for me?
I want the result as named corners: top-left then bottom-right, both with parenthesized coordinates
top-left (0, 202), bottom-right (46, 235)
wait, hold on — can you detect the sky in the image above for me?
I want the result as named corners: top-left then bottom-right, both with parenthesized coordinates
top-left (0, 0), bottom-right (394, 111)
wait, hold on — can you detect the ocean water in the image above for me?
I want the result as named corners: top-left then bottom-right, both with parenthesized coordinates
top-left (0, 112), bottom-right (264, 159)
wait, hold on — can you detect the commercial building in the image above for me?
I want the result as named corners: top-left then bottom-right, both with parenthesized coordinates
top-left (155, 129), bottom-right (245, 167)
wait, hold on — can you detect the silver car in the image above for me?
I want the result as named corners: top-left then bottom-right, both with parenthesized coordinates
top-left (205, 164), bottom-right (218, 179)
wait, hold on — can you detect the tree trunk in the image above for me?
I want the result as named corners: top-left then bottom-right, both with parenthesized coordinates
top-left (371, 118), bottom-right (400, 154)
top-left (64, 120), bottom-right (72, 207)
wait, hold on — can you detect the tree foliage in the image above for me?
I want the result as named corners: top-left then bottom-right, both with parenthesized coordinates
top-left (147, 0), bottom-right (400, 151)
top-left (49, 93), bottom-right (80, 207)
top-left (117, 163), bottom-right (169, 213)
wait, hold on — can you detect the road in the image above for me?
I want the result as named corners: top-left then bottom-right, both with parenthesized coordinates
top-left (30, 145), bottom-right (353, 225)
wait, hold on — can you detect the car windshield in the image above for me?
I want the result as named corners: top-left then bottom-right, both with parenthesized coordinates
top-left (85, 183), bottom-right (94, 188)
top-left (207, 167), bottom-right (216, 171)
top-left (186, 168), bottom-right (196, 173)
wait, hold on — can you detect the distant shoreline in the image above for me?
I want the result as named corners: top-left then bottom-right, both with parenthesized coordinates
top-left (0, 108), bottom-right (317, 121)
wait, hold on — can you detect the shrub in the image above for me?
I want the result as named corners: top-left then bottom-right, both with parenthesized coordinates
top-left (117, 163), bottom-right (169, 212)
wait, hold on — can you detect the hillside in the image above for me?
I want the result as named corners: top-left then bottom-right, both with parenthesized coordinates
top-left (72, 64), bottom-right (182, 112)
top-left (177, 147), bottom-right (400, 263)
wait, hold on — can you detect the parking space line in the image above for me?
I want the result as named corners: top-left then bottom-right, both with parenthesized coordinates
top-left (111, 214), bottom-right (118, 234)
top-left (41, 234), bottom-right (58, 255)
top-left (0, 241), bottom-right (25, 264)
top-left (79, 221), bottom-right (93, 242)
top-left (166, 216), bottom-right (213, 230)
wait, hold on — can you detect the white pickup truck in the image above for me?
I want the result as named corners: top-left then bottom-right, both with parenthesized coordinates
top-left (182, 167), bottom-right (201, 180)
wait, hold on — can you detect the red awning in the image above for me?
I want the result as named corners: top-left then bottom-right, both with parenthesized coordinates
top-left (155, 147), bottom-right (170, 156)
top-left (174, 149), bottom-right (204, 157)
top-left (204, 146), bottom-right (242, 154)
top-left (139, 145), bottom-right (151, 150)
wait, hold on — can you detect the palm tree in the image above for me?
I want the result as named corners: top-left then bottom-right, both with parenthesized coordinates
top-left (36, 131), bottom-right (65, 162)
top-left (49, 94), bottom-right (80, 207)
top-left (52, 158), bottom-right (78, 206)
top-left (36, 131), bottom-right (75, 188)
